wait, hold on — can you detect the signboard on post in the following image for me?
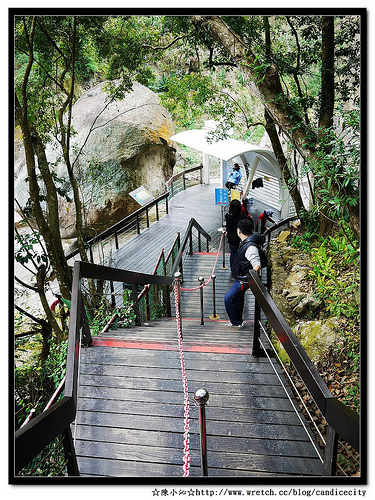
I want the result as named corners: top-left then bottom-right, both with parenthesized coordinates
top-left (129, 186), bottom-right (154, 206)
top-left (215, 188), bottom-right (229, 206)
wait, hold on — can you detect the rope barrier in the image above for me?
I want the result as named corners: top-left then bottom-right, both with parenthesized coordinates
top-left (173, 281), bottom-right (191, 477)
top-left (180, 232), bottom-right (225, 291)
top-left (173, 233), bottom-right (225, 476)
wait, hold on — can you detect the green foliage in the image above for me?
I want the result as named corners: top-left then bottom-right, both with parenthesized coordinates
top-left (88, 294), bottom-right (136, 336)
top-left (307, 106), bottom-right (360, 223)
top-left (15, 230), bottom-right (48, 267)
top-left (15, 338), bottom-right (68, 428)
top-left (291, 209), bottom-right (319, 252)
top-left (309, 230), bottom-right (359, 321)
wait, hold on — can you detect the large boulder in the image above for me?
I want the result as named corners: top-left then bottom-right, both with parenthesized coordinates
top-left (15, 81), bottom-right (176, 238)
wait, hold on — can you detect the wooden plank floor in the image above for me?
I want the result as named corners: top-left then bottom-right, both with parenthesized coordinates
top-left (75, 316), bottom-right (323, 477)
top-left (73, 251), bottom-right (323, 478)
top-left (72, 183), bottom-right (323, 478)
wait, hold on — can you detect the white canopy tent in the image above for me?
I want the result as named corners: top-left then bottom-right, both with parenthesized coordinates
top-left (170, 124), bottom-right (293, 219)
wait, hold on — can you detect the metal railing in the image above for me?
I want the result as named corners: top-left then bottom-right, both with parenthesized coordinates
top-left (170, 218), bottom-right (211, 279)
top-left (65, 193), bottom-right (169, 262)
top-left (262, 216), bottom-right (298, 249)
top-left (249, 269), bottom-right (360, 476)
top-left (165, 165), bottom-right (203, 199)
top-left (64, 164), bottom-right (203, 264)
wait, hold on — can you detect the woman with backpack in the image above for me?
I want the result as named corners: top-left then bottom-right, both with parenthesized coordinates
top-left (225, 199), bottom-right (247, 271)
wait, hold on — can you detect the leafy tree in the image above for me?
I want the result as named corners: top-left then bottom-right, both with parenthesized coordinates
top-left (156, 14), bottom-right (361, 237)
top-left (14, 15), bottom-right (163, 339)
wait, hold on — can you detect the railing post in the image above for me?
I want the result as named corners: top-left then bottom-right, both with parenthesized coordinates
top-left (183, 173), bottom-right (186, 190)
top-left (115, 231), bottom-right (119, 250)
top-left (198, 276), bottom-right (204, 325)
top-left (323, 425), bottom-right (339, 476)
top-left (61, 426), bottom-right (80, 476)
top-left (209, 275), bottom-right (220, 320)
top-left (252, 298), bottom-right (261, 357)
top-left (110, 280), bottom-right (116, 308)
top-left (174, 272), bottom-right (182, 338)
top-left (194, 388), bottom-right (209, 476)
top-left (89, 244), bottom-right (94, 263)
top-left (132, 283), bottom-right (141, 326)
top-left (146, 208), bottom-right (150, 228)
top-left (80, 302), bottom-right (92, 347)
top-left (220, 229), bottom-right (227, 269)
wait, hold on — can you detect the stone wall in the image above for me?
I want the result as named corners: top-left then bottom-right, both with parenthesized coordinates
top-left (268, 230), bottom-right (341, 364)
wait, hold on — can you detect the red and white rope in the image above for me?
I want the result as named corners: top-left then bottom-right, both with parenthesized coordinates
top-left (180, 232), bottom-right (225, 291)
top-left (174, 282), bottom-right (191, 477)
top-left (173, 232), bottom-right (225, 476)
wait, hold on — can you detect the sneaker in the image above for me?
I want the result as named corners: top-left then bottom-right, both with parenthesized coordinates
top-left (226, 322), bottom-right (244, 328)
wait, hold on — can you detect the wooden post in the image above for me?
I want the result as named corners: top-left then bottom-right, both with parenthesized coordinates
top-left (61, 426), bottom-right (80, 476)
top-left (323, 426), bottom-right (339, 475)
top-left (252, 299), bottom-right (261, 357)
top-left (132, 283), bottom-right (141, 326)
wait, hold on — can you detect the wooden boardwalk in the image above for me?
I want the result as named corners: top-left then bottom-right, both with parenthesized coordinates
top-left (75, 317), bottom-right (323, 477)
top-left (94, 182), bottom-right (282, 274)
top-left (72, 183), bottom-right (323, 478)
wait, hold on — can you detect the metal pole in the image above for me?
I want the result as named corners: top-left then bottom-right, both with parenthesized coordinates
top-left (209, 275), bottom-right (220, 320)
top-left (218, 228), bottom-right (227, 269)
top-left (174, 272), bottom-right (182, 338)
top-left (198, 276), bottom-right (204, 325)
top-left (194, 388), bottom-right (209, 476)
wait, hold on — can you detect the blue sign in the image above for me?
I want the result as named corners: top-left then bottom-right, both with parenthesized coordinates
top-left (215, 188), bottom-right (229, 205)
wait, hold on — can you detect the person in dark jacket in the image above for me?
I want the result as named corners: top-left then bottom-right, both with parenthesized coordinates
top-left (224, 218), bottom-right (263, 328)
top-left (225, 199), bottom-right (247, 271)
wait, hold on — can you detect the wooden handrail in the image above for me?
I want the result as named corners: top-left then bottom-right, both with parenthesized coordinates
top-left (65, 193), bottom-right (169, 261)
top-left (248, 270), bottom-right (359, 451)
top-left (170, 218), bottom-right (211, 278)
top-left (14, 260), bottom-right (174, 474)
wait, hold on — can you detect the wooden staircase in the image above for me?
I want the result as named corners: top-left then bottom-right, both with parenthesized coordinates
top-left (73, 252), bottom-right (323, 477)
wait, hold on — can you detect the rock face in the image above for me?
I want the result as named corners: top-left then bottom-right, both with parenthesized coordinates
top-left (268, 230), bottom-right (340, 365)
top-left (15, 81), bottom-right (176, 238)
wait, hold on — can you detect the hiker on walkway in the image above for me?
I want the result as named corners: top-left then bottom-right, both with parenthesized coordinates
top-left (224, 218), bottom-right (262, 328)
top-left (256, 210), bottom-right (276, 234)
top-left (241, 198), bottom-right (253, 222)
top-left (225, 199), bottom-right (247, 271)
top-left (225, 163), bottom-right (242, 190)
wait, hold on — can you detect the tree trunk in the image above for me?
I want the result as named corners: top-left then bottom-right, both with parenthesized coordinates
top-left (319, 16), bottom-right (335, 130)
top-left (264, 109), bottom-right (305, 217)
top-left (190, 15), bottom-right (318, 160)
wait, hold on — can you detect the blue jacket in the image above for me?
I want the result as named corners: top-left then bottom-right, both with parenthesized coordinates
top-left (228, 169), bottom-right (242, 185)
